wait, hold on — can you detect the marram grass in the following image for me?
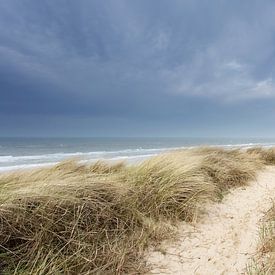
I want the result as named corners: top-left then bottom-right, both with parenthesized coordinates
top-left (247, 203), bottom-right (275, 274)
top-left (247, 147), bottom-right (275, 165)
top-left (0, 147), bottom-right (269, 274)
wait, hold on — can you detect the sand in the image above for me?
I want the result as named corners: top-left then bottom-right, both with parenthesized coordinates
top-left (146, 167), bottom-right (275, 275)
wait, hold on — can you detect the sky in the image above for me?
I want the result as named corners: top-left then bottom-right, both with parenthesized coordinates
top-left (1, 0), bottom-right (275, 137)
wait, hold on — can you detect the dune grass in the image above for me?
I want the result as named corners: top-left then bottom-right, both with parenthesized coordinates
top-left (247, 147), bottom-right (275, 165)
top-left (198, 147), bottom-right (262, 194)
top-left (0, 147), bottom-right (266, 274)
top-left (247, 203), bottom-right (275, 274)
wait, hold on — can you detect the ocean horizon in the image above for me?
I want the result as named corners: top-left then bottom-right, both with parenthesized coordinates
top-left (1, 137), bottom-right (275, 172)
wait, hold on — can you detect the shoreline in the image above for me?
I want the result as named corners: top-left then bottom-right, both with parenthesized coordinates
top-left (1, 142), bottom-right (275, 173)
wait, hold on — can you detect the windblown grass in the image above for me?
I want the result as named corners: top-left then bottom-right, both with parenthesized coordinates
top-left (0, 148), bottom-right (265, 274)
top-left (0, 162), bottom-right (148, 274)
top-left (197, 147), bottom-right (263, 194)
top-left (247, 147), bottom-right (275, 165)
top-left (124, 151), bottom-right (215, 222)
top-left (247, 203), bottom-right (275, 274)
top-left (89, 160), bottom-right (126, 174)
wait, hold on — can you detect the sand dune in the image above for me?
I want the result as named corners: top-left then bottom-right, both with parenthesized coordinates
top-left (147, 167), bottom-right (275, 274)
top-left (0, 148), bottom-right (273, 274)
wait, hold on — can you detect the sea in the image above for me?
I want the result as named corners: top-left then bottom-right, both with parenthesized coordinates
top-left (0, 137), bottom-right (275, 172)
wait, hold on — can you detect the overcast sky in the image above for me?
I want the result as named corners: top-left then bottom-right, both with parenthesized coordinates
top-left (1, 0), bottom-right (275, 137)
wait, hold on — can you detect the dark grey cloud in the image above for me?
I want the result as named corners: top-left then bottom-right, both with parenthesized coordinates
top-left (1, 0), bottom-right (275, 136)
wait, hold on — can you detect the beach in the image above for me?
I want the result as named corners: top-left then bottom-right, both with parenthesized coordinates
top-left (0, 146), bottom-right (275, 274)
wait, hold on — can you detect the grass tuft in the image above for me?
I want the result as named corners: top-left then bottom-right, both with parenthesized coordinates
top-left (247, 147), bottom-right (275, 165)
top-left (197, 147), bottom-right (263, 193)
top-left (125, 151), bottom-right (217, 222)
top-left (247, 203), bottom-right (275, 274)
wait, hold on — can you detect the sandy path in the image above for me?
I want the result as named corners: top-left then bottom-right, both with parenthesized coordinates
top-left (146, 167), bottom-right (275, 275)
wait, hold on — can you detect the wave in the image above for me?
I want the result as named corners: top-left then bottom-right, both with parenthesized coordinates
top-left (0, 154), bottom-right (159, 172)
top-left (1, 142), bottom-right (275, 164)
top-left (1, 142), bottom-right (275, 172)
top-left (0, 147), bottom-right (182, 163)
top-left (0, 156), bottom-right (14, 163)
top-left (0, 162), bottom-right (59, 172)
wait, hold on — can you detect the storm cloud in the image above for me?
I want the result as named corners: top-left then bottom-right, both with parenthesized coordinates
top-left (1, 0), bottom-right (275, 136)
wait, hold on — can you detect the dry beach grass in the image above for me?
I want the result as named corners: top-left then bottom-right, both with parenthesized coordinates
top-left (247, 147), bottom-right (275, 165)
top-left (0, 147), bottom-right (271, 274)
top-left (248, 202), bottom-right (275, 274)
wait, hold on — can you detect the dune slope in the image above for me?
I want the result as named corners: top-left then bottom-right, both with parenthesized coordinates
top-left (147, 167), bottom-right (275, 274)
